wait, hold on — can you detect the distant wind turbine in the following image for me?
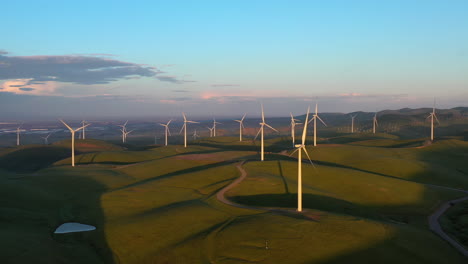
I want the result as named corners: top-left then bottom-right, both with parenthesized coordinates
top-left (16, 124), bottom-right (23, 146)
top-left (254, 104), bottom-right (278, 161)
top-left (307, 103), bottom-right (327, 146)
top-left (192, 129), bottom-right (200, 140)
top-left (159, 120), bottom-right (172, 146)
top-left (207, 127), bottom-right (214, 137)
top-left (373, 112), bottom-right (378, 134)
top-left (234, 113), bottom-right (247, 142)
top-left (290, 106), bottom-right (313, 212)
top-left (212, 118), bottom-right (222, 137)
top-left (289, 113), bottom-right (301, 147)
top-left (80, 120), bottom-right (90, 139)
top-left (118, 120), bottom-right (128, 143)
top-left (41, 133), bottom-right (52, 145)
top-left (427, 99), bottom-right (440, 141)
top-left (60, 120), bottom-right (89, 167)
top-left (350, 114), bottom-right (357, 133)
top-left (179, 113), bottom-right (199, 148)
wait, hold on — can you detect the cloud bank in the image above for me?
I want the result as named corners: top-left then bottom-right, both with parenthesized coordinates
top-left (0, 52), bottom-right (158, 85)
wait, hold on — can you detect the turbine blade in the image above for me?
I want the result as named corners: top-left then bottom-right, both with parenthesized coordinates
top-left (261, 104), bottom-right (265, 122)
top-left (179, 124), bottom-right (185, 134)
top-left (302, 106), bottom-right (310, 144)
top-left (167, 119), bottom-right (172, 125)
top-left (167, 127), bottom-right (172, 136)
top-left (182, 112), bottom-right (187, 121)
top-left (264, 123), bottom-right (278, 132)
top-left (59, 119), bottom-right (73, 131)
top-left (307, 115), bottom-right (316, 124)
top-left (434, 114), bottom-right (440, 124)
top-left (317, 115), bottom-right (327, 126)
top-left (302, 147), bottom-right (315, 167)
top-left (289, 148), bottom-right (299, 157)
top-left (254, 127), bottom-right (262, 140)
top-left (241, 113), bottom-right (246, 121)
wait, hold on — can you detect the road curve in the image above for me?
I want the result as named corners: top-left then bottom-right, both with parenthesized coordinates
top-left (429, 195), bottom-right (468, 257)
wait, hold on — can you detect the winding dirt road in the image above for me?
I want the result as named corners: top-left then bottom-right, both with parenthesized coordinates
top-left (216, 160), bottom-right (468, 257)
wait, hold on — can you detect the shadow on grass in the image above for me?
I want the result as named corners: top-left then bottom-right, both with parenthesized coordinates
top-left (0, 146), bottom-right (72, 173)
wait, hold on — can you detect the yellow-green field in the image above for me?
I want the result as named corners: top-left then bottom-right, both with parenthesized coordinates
top-left (0, 136), bottom-right (467, 263)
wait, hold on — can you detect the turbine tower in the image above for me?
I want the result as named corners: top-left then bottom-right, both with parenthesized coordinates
top-left (16, 124), bottom-right (22, 146)
top-left (289, 113), bottom-right (301, 147)
top-left (179, 113), bottom-right (199, 148)
top-left (373, 112), bottom-right (378, 134)
top-left (42, 133), bottom-right (52, 145)
top-left (60, 120), bottom-right (89, 167)
top-left (308, 103), bottom-right (327, 146)
top-left (234, 113), bottom-right (247, 142)
top-left (122, 129), bottom-right (134, 143)
top-left (290, 106), bottom-right (313, 212)
top-left (80, 120), bottom-right (90, 139)
top-left (350, 114), bottom-right (357, 133)
top-left (212, 118), bottom-right (222, 137)
top-left (254, 104), bottom-right (277, 161)
top-left (207, 127), bottom-right (214, 137)
top-left (427, 100), bottom-right (440, 141)
top-left (159, 120), bottom-right (172, 146)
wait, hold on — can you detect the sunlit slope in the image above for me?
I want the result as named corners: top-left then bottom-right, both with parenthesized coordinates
top-left (303, 139), bottom-right (468, 189)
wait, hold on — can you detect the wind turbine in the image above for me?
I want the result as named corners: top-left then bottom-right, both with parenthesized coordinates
top-left (207, 127), bottom-right (214, 137)
top-left (16, 124), bottom-right (23, 146)
top-left (289, 113), bottom-right (301, 147)
top-left (307, 103), bottom-right (327, 146)
top-left (350, 114), bottom-right (357, 133)
top-left (254, 104), bottom-right (278, 161)
top-left (159, 120), bottom-right (172, 146)
top-left (192, 129), bottom-right (200, 140)
top-left (80, 120), bottom-right (90, 139)
top-left (212, 118), bottom-right (222, 137)
top-left (123, 129), bottom-right (134, 142)
top-left (41, 133), bottom-right (52, 145)
top-left (373, 112), bottom-right (378, 134)
top-left (118, 120), bottom-right (128, 143)
top-left (179, 113), bottom-right (199, 148)
top-left (234, 113), bottom-right (247, 142)
top-left (60, 120), bottom-right (89, 167)
top-left (427, 100), bottom-right (440, 141)
top-left (290, 106), bottom-right (313, 212)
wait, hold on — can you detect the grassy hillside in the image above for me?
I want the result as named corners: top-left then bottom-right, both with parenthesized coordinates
top-left (1, 138), bottom-right (467, 263)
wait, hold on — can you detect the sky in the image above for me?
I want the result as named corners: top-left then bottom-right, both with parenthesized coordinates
top-left (1, 0), bottom-right (467, 119)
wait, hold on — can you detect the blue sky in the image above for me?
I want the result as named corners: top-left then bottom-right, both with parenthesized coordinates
top-left (1, 0), bottom-right (467, 118)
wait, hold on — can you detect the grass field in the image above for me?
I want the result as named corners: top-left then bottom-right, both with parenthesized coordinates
top-left (0, 135), bottom-right (467, 263)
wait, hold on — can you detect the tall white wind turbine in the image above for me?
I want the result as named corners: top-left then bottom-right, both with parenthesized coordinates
top-left (212, 118), bottom-right (222, 137)
top-left (373, 112), bottom-right (378, 134)
top-left (308, 103), bottom-right (327, 146)
top-left (80, 120), bottom-right (90, 139)
top-left (234, 113), bottom-right (247, 142)
top-left (427, 100), bottom-right (440, 141)
top-left (350, 114), bottom-right (357, 133)
top-left (118, 120), bottom-right (128, 143)
top-left (159, 120), bottom-right (172, 146)
top-left (123, 129), bottom-right (133, 142)
top-left (289, 113), bottom-right (301, 147)
top-left (254, 104), bottom-right (278, 161)
top-left (290, 107), bottom-right (313, 212)
top-left (60, 120), bottom-right (89, 167)
top-left (16, 124), bottom-right (23, 146)
top-left (179, 113), bottom-right (199, 148)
